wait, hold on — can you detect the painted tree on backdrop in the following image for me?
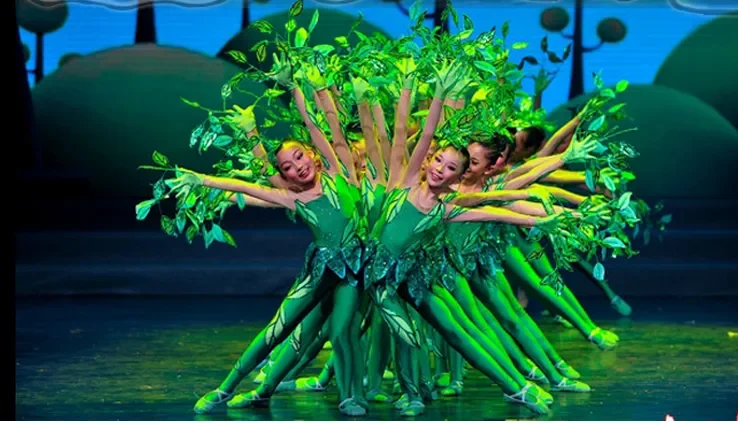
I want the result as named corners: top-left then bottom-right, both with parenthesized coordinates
top-left (241, 0), bottom-right (271, 30)
top-left (540, 0), bottom-right (627, 100)
top-left (389, 0), bottom-right (450, 35)
top-left (16, 0), bottom-right (69, 83)
top-left (135, 0), bottom-right (156, 43)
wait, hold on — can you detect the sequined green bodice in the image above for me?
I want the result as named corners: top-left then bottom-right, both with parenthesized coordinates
top-left (293, 173), bottom-right (363, 287)
top-left (371, 188), bottom-right (444, 257)
top-left (364, 187), bottom-right (447, 304)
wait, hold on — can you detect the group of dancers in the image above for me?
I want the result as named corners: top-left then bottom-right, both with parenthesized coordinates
top-left (138, 2), bottom-right (649, 417)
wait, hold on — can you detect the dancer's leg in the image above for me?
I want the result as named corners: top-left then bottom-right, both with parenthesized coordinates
top-left (396, 286), bottom-right (550, 415)
top-left (366, 307), bottom-right (393, 401)
top-left (504, 247), bottom-right (617, 349)
top-left (228, 297), bottom-right (333, 405)
top-left (194, 273), bottom-right (336, 413)
top-left (515, 239), bottom-right (598, 328)
top-left (443, 273), bottom-right (540, 380)
top-left (472, 272), bottom-right (589, 391)
top-left (572, 259), bottom-right (632, 316)
top-left (329, 283), bottom-right (364, 407)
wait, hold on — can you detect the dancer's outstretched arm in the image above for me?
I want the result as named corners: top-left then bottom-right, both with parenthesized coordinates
top-left (227, 193), bottom-right (282, 208)
top-left (353, 78), bottom-right (387, 185)
top-left (536, 114), bottom-right (581, 158)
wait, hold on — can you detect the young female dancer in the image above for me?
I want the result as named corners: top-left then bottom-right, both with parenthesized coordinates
top-left (172, 67), bottom-right (373, 415)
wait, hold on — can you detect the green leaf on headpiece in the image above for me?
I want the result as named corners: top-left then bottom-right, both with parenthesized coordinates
top-left (588, 115), bottom-right (605, 132)
top-left (289, 0), bottom-right (303, 18)
top-left (308, 9), bottom-right (319, 33)
top-left (616, 80), bottom-right (629, 93)
top-left (295, 28), bottom-right (308, 48)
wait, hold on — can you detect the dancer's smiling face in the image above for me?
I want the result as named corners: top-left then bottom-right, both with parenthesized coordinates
top-left (276, 141), bottom-right (318, 186)
top-left (425, 146), bottom-right (470, 188)
top-left (464, 140), bottom-right (510, 183)
top-left (351, 139), bottom-right (367, 177)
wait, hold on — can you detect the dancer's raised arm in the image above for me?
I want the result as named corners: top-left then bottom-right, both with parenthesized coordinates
top-left (306, 65), bottom-right (357, 184)
top-left (536, 114), bottom-right (582, 158)
top-left (500, 133), bottom-right (598, 190)
top-left (401, 62), bottom-right (470, 188)
top-left (352, 77), bottom-right (386, 184)
top-left (268, 54), bottom-right (341, 179)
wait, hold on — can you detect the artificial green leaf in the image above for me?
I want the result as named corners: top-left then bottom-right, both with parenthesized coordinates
top-left (600, 88), bottom-right (616, 99)
top-left (585, 169), bottom-right (596, 192)
top-left (185, 225), bottom-right (198, 243)
top-left (249, 21), bottom-right (273, 34)
top-left (608, 103), bottom-right (626, 114)
top-left (521, 56), bottom-right (539, 66)
top-left (473, 61), bottom-right (496, 74)
top-left (457, 29), bottom-right (473, 40)
top-left (213, 135), bottom-right (233, 147)
top-left (152, 150), bottom-right (169, 167)
top-left (502, 21), bottom-right (509, 38)
top-left (618, 192), bottom-right (632, 210)
top-left (226, 50), bottom-right (247, 63)
top-left (265, 88), bottom-right (285, 98)
top-left (603, 237), bottom-right (626, 248)
top-left (308, 9), bottom-right (320, 33)
top-left (321, 174), bottom-right (340, 209)
top-left (661, 214), bottom-right (672, 224)
top-left (256, 43), bottom-right (267, 62)
top-left (616, 80), bottom-right (629, 93)
top-left (287, 275), bottom-right (312, 299)
top-left (512, 42), bottom-right (528, 49)
top-left (413, 203), bottom-right (443, 233)
top-left (385, 189), bottom-right (408, 224)
top-left (295, 27), bottom-right (308, 48)
top-left (160, 215), bottom-right (175, 235)
top-left (601, 172), bottom-right (616, 192)
top-left (236, 193), bottom-right (246, 210)
top-left (361, 176), bottom-right (375, 213)
top-left (182, 191), bottom-right (198, 209)
top-left (593, 262), bottom-right (605, 281)
top-left (342, 211), bottom-right (358, 245)
top-left (540, 36), bottom-right (548, 52)
top-left (176, 210), bottom-right (187, 233)
top-left (335, 36), bottom-right (349, 48)
top-left (314, 44), bottom-right (335, 56)
top-left (409, 0), bottom-right (423, 23)
top-left (222, 228), bottom-right (236, 247)
top-left (295, 200), bottom-right (319, 228)
top-left (547, 51), bottom-right (563, 63)
top-left (289, 0), bottom-right (303, 18)
top-left (135, 199), bottom-right (156, 221)
top-left (588, 115), bottom-right (605, 132)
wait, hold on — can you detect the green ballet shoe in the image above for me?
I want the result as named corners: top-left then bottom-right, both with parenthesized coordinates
top-left (394, 394), bottom-right (409, 410)
top-left (550, 377), bottom-right (591, 392)
top-left (295, 376), bottom-right (325, 392)
top-left (526, 365), bottom-right (550, 384)
top-left (366, 389), bottom-right (394, 403)
top-left (400, 400), bottom-right (425, 417)
top-left (503, 384), bottom-right (551, 415)
top-left (322, 341), bottom-right (333, 350)
top-left (392, 381), bottom-right (402, 394)
top-left (252, 367), bottom-right (267, 385)
top-left (588, 327), bottom-right (618, 350)
top-left (555, 360), bottom-right (581, 379)
top-left (525, 382), bottom-right (554, 405)
top-left (193, 389), bottom-right (232, 414)
top-left (338, 398), bottom-right (366, 417)
top-left (611, 296), bottom-right (632, 316)
top-left (440, 381), bottom-right (463, 396)
top-left (434, 372), bottom-right (451, 388)
top-left (227, 390), bottom-right (269, 409)
top-left (274, 380), bottom-right (296, 393)
top-left (383, 369), bottom-right (395, 380)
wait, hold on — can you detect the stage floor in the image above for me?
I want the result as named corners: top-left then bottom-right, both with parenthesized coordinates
top-left (15, 296), bottom-right (738, 421)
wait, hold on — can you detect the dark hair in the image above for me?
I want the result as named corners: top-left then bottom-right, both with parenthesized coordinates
top-left (521, 126), bottom-right (546, 151)
top-left (470, 132), bottom-right (511, 165)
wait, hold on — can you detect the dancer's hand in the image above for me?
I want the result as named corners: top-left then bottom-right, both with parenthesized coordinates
top-left (597, 168), bottom-right (621, 187)
top-left (296, 63), bottom-right (328, 91)
top-left (395, 57), bottom-right (417, 89)
top-left (432, 60), bottom-right (468, 99)
top-left (165, 168), bottom-right (205, 198)
top-left (562, 133), bottom-right (597, 164)
top-left (351, 76), bottom-right (373, 104)
top-left (528, 186), bottom-right (555, 208)
top-left (269, 53), bottom-right (296, 89)
top-left (533, 213), bottom-right (565, 234)
top-left (226, 104), bottom-right (257, 133)
top-left (447, 68), bottom-right (475, 100)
